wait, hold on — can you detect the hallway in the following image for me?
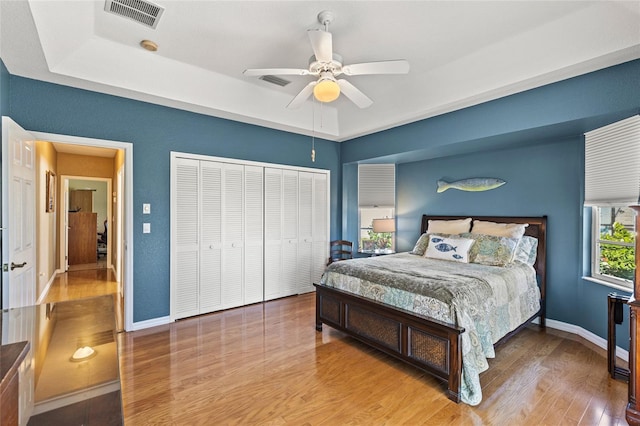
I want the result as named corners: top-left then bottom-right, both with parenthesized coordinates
top-left (41, 267), bottom-right (123, 331)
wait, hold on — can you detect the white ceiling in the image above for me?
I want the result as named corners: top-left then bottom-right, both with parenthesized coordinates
top-left (1, 1), bottom-right (639, 142)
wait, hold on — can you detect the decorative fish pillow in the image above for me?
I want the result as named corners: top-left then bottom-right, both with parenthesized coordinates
top-left (410, 232), bottom-right (454, 256)
top-left (423, 235), bottom-right (475, 263)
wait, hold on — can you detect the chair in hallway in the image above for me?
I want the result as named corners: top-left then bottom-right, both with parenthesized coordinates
top-left (97, 220), bottom-right (107, 258)
top-left (328, 240), bottom-right (353, 265)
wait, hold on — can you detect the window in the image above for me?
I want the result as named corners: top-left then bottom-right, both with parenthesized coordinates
top-left (585, 115), bottom-right (640, 289)
top-left (592, 206), bottom-right (635, 288)
top-left (358, 164), bottom-right (395, 252)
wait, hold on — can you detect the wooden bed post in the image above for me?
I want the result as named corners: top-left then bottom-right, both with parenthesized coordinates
top-left (626, 205), bottom-right (640, 425)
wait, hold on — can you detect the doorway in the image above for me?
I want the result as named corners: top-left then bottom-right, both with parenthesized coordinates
top-left (63, 177), bottom-right (111, 271)
top-left (33, 131), bottom-right (134, 331)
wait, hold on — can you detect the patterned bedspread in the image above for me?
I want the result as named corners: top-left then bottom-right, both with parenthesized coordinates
top-left (319, 252), bottom-right (541, 405)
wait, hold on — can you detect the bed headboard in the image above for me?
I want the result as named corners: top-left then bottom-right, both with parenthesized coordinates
top-left (420, 215), bottom-right (547, 309)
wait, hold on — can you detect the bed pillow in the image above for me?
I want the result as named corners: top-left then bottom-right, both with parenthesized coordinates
top-left (513, 235), bottom-right (538, 266)
top-left (410, 233), bottom-right (431, 256)
top-left (426, 218), bottom-right (472, 234)
top-left (461, 232), bottom-right (520, 266)
top-left (471, 220), bottom-right (528, 239)
top-left (423, 235), bottom-right (475, 263)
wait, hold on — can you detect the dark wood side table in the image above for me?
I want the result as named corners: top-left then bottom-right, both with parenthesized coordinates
top-left (1, 341), bottom-right (30, 426)
top-left (358, 249), bottom-right (396, 257)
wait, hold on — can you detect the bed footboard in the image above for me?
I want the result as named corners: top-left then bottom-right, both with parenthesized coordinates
top-left (314, 283), bottom-right (464, 403)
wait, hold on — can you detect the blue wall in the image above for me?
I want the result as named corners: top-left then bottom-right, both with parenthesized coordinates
top-left (340, 60), bottom-right (639, 348)
top-left (6, 76), bottom-right (341, 322)
top-left (0, 59), bottom-right (8, 119)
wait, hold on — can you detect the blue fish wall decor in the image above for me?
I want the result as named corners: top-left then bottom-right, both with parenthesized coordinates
top-left (437, 177), bottom-right (506, 193)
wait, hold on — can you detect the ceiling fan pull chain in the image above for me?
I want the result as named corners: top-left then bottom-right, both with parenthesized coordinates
top-left (311, 97), bottom-right (316, 162)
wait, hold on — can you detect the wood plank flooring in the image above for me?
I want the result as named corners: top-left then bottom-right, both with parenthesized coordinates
top-left (42, 267), bottom-right (123, 331)
top-left (118, 293), bottom-right (628, 425)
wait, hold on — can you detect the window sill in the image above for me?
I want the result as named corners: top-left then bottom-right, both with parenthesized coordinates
top-left (582, 276), bottom-right (633, 294)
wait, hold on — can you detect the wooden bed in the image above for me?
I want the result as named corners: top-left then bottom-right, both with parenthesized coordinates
top-left (314, 215), bottom-right (547, 403)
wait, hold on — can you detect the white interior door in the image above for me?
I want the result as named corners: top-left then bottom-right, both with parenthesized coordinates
top-left (171, 157), bottom-right (200, 319)
top-left (264, 168), bottom-right (283, 301)
top-left (281, 170), bottom-right (299, 298)
top-left (2, 117), bottom-right (36, 309)
top-left (243, 165), bottom-right (264, 305)
top-left (222, 163), bottom-right (244, 309)
top-left (199, 160), bottom-right (223, 313)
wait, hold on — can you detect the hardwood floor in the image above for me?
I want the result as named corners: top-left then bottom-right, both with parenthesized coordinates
top-left (118, 293), bottom-right (628, 425)
top-left (41, 267), bottom-right (123, 331)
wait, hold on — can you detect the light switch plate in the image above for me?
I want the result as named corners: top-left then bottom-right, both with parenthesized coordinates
top-left (143, 223), bottom-right (151, 233)
top-left (143, 203), bottom-right (151, 214)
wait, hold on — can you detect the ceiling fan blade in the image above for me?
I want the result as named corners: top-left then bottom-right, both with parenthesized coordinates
top-left (308, 29), bottom-right (333, 63)
top-left (287, 81), bottom-right (317, 109)
top-left (342, 60), bottom-right (410, 76)
top-left (337, 79), bottom-right (373, 109)
top-left (244, 68), bottom-right (311, 77)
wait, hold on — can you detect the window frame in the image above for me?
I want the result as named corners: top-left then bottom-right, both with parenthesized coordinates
top-left (357, 164), bottom-right (396, 253)
top-left (590, 205), bottom-right (635, 290)
top-left (358, 207), bottom-right (395, 252)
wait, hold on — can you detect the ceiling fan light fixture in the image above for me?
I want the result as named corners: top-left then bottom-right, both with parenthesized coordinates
top-left (313, 78), bottom-right (340, 103)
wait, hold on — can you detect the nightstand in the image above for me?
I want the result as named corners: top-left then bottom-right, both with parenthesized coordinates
top-left (358, 249), bottom-right (396, 257)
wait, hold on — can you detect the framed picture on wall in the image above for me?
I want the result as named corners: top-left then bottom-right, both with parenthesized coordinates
top-left (46, 170), bottom-right (56, 212)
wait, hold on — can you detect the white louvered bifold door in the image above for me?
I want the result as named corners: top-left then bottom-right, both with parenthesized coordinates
top-left (264, 168), bottom-right (283, 300)
top-left (311, 172), bottom-right (328, 290)
top-left (199, 161), bottom-right (223, 313)
top-left (297, 172), bottom-right (314, 293)
top-left (222, 164), bottom-right (244, 310)
top-left (281, 170), bottom-right (299, 298)
top-left (244, 165), bottom-right (264, 304)
top-left (172, 158), bottom-right (200, 319)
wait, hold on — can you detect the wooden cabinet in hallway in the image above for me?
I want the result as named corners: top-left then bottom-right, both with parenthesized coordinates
top-left (68, 212), bottom-right (97, 265)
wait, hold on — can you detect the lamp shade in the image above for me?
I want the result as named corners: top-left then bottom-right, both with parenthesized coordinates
top-left (313, 79), bottom-right (340, 103)
top-left (372, 218), bottom-right (395, 233)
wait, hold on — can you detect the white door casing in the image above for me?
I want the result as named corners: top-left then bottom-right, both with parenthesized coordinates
top-left (2, 117), bottom-right (36, 309)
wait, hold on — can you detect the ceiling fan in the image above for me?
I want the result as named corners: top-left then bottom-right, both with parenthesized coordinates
top-left (243, 11), bottom-right (410, 109)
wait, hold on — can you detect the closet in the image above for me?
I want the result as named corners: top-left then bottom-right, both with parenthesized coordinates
top-left (171, 154), bottom-right (329, 321)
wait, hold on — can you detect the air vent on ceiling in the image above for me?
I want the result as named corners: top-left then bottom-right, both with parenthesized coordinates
top-left (105, 0), bottom-right (164, 29)
top-left (259, 75), bottom-right (291, 87)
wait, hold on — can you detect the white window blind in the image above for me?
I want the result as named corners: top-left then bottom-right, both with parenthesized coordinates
top-left (585, 115), bottom-right (640, 206)
top-left (358, 164), bottom-right (395, 208)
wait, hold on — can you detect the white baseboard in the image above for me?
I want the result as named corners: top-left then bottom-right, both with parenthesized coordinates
top-left (534, 317), bottom-right (629, 363)
top-left (36, 270), bottom-right (63, 304)
top-left (130, 315), bottom-right (171, 331)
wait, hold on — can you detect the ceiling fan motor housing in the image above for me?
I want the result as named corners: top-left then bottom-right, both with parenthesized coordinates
top-left (308, 53), bottom-right (343, 75)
